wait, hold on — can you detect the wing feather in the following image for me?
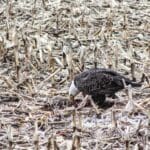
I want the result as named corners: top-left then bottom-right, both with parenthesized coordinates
top-left (74, 68), bottom-right (129, 95)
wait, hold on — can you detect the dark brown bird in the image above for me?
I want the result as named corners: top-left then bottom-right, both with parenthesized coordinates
top-left (69, 68), bottom-right (141, 108)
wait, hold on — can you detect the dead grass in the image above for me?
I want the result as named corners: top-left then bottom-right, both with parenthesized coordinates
top-left (0, 0), bottom-right (150, 149)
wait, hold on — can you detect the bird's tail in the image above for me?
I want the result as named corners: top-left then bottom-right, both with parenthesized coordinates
top-left (130, 82), bottom-right (142, 87)
top-left (123, 77), bottom-right (142, 87)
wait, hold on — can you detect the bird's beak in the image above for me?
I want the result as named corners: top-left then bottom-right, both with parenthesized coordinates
top-left (69, 95), bottom-right (74, 101)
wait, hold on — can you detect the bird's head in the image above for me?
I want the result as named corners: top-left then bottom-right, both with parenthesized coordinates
top-left (69, 80), bottom-right (79, 101)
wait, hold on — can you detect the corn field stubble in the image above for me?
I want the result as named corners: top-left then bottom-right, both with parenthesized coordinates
top-left (0, 0), bottom-right (150, 149)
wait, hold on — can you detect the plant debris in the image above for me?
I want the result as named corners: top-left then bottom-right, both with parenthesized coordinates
top-left (0, 0), bottom-right (150, 149)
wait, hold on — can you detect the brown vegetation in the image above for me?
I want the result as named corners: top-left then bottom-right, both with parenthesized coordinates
top-left (0, 0), bottom-right (149, 149)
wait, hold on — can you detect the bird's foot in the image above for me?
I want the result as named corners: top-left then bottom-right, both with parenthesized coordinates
top-left (99, 100), bottom-right (114, 109)
top-left (108, 94), bottom-right (118, 99)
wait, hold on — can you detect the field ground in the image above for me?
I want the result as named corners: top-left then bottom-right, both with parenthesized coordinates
top-left (0, 0), bottom-right (150, 149)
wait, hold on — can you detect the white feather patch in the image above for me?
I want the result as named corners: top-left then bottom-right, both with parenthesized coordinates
top-left (69, 80), bottom-right (79, 96)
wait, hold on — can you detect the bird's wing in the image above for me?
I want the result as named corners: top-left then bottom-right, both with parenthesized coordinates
top-left (74, 70), bottom-right (124, 95)
top-left (96, 69), bottom-right (141, 88)
top-left (98, 68), bottom-right (134, 86)
top-left (89, 68), bottom-right (122, 76)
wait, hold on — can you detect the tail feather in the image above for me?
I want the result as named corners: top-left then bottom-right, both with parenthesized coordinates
top-left (130, 82), bottom-right (142, 87)
top-left (121, 77), bottom-right (142, 87)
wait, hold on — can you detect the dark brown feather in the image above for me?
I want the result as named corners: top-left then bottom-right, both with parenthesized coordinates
top-left (74, 68), bottom-right (141, 107)
top-left (74, 68), bottom-right (141, 108)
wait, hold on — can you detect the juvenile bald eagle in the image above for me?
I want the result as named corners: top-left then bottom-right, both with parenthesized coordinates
top-left (69, 68), bottom-right (141, 108)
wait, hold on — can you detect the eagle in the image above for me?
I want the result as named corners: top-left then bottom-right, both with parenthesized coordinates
top-left (69, 68), bottom-right (141, 108)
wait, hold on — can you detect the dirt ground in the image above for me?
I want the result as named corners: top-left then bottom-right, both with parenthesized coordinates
top-left (0, 0), bottom-right (150, 149)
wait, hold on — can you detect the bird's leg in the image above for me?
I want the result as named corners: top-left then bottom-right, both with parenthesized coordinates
top-left (101, 100), bottom-right (114, 109)
top-left (92, 94), bottom-right (114, 109)
top-left (107, 93), bottom-right (118, 99)
top-left (92, 94), bottom-right (106, 106)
